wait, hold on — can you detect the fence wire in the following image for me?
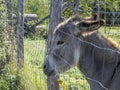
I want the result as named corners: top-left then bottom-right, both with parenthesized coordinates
top-left (0, 0), bottom-right (120, 90)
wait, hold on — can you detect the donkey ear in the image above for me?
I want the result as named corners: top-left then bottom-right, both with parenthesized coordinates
top-left (74, 19), bottom-right (105, 35)
top-left (83, 13), bottom-right (98, 21)
top-left (92, 13), bottom-right (98, 20)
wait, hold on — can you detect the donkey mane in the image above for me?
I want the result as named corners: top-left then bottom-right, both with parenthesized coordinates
top-left (99, 32), bottom-right (120, 51)
top-left (82, 31), bottom-right (120, 51)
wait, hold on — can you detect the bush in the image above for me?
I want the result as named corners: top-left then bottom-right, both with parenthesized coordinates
top-left (0, 62), bottom-right (24, 90)
top-left (25, 25), bottom-right (47, 40)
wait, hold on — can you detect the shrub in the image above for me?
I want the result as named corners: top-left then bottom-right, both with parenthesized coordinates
top-left (0, 62), bottom-right (24, 90)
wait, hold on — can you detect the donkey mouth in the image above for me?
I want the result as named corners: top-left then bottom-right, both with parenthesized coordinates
top-left (45, 70), bottom-right (56, 77)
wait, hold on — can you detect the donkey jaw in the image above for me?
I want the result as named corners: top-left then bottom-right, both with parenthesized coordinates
top-left (45, 69), bottom-right (58, 77)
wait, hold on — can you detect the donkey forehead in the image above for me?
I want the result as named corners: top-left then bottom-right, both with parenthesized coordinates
top-left (54, 22), bottom-right (76, 36)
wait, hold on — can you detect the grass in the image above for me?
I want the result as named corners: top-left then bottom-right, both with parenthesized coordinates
top-left (101, 26), bottom-right (120, 43)
top-left (23, 39), bottom-right (47, 90)
top-left (22, 26), bottom-right (120, 90)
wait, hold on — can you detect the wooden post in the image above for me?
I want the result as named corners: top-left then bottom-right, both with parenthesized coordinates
top-left (16, 0), bottom-right (24, 67)
top-left (48, 0), bottom-right (63, 47)
top-left (6, 0), bottom-right (12, 25)
top-left (97, 1), bottom-right (100, 20)
top-left (47, 0), bottom-right (63, 90)
top-left (5, 0), bottom-right (14, 61)
top-left (74, 0), bottom-right (80, 14)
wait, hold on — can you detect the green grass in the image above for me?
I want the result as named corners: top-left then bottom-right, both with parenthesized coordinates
top-left (60, 67), bottom-right (89, 90)
top-left (101, 26), bottom-right (120, 43)
top-left (23, 39), bottom-right (47, 90)
top-left (22, 26), bottom-right (120, 90)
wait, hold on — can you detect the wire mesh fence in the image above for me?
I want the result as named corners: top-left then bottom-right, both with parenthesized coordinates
top-left (0, 0), bottom-right (120, 90)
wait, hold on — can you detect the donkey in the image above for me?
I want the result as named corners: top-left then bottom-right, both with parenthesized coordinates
top-left (43, 14), bottom-right (120, 90)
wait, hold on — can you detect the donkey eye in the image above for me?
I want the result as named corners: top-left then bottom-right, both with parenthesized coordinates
top-left (57, 41), bottom-right (64, 45)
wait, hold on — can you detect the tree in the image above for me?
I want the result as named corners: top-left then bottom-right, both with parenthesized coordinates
top-left (16, 0), bottom-right (24, 67)
top-left (25, 0), bottom-right (49, 19)
top-left (47, 0), bottom-right (63, 90)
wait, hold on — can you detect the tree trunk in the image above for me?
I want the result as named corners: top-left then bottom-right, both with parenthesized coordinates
top-left (48, 0), bottom-right (63, 47)
top-left (16, 0), bottom-right (24, 68)
top-left (5, 0), bottom-right (14, 61)
top-left (47, 0), bottom-right (63, 90)
top-left (74, 0), bottom-right (80, 14)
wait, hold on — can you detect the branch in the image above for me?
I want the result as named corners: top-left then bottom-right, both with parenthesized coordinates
top-left (30, 15), bottom-right (50, 29)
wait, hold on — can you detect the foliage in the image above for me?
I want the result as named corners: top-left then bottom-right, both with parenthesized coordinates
top-left (25, 0), bottom-right (49, 19)
top-left (0, 0), bottom-right (9, 69)
top-left (93, 0), bottom-right (120, 25)
top-left (11, 0), bottom-right (120, 19)
top-left (0, 0), bottom-right (6, 48)
top-left (92, 0), bottom-right (120, 13)
top-left (0, 61), bottom-right (24, 90)
top-left (0, 1), bottom-right (23, 90)
top-left (62, 0), bottom-right (75, 18)
top-left (12, 0), bottom-right (49, 19)
top-left (34, 25), bottom-right (48, 39)
top-left (11, 0), bottom-right (120, 39)
top-left (62, 0), bottom-right (95, 17)
top-left (63, 0), bottom-right (120, 18)
top-left (24, 25), bottom-right (48, 40)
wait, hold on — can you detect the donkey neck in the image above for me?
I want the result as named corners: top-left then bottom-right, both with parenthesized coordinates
top-left (83, 32), bottom-right (120, 63)
top-left (83, 31), bottom-right (120, 64)
top-left (78, 31), bottom-right (120, 89)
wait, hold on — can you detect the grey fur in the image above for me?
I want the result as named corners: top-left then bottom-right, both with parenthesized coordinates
top-left (43, 15), bottom-right (120, 90)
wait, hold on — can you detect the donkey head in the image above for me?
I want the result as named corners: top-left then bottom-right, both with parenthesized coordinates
top-left (43, 14), bottom-right (105, 77)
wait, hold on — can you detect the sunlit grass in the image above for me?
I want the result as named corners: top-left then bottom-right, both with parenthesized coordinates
top-left (101, 26), bottom-right (120, 43)
top-left (60, 67), bottom-right (89, 90)
top-left (23, 39), bottom-right (47, 90)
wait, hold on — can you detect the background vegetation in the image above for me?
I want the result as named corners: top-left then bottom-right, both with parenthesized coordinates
top-left (0, 0), bottom-right (120, 90)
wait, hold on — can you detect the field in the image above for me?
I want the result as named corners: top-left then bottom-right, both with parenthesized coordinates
top-left (24, 39), bottom-right (47, 90)
top-left (23, 26), bottom-right (120, 90)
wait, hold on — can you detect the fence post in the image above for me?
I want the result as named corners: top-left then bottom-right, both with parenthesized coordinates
top-left (48, 0), bottom-right (63, 46)
top-left (6, 0), bottom-right (12, 25)
top-left (5, 0), bottom-right (16, 62)
top-left (16, 0), bottom-right (24, 67)
top-left (47, 0), bottom-right (63, 90)
top-left (74, 0), bottom-right (80, 14)
top-left (97, 1), bottom-right (100, 20)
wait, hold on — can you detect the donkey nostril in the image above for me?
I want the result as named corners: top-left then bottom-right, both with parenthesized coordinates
top-left (44, 59), bottom-right (49, 71)
top-left (44, 65), bottom-right (47, 69)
